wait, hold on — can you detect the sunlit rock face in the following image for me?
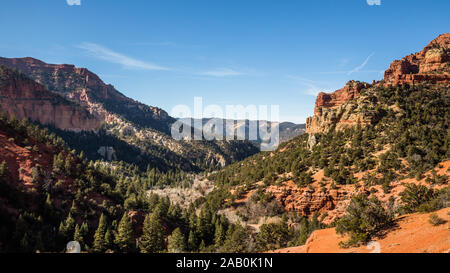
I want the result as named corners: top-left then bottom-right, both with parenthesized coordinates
top-left (306, 33), bottom-right (450, 135)
top-left (0, 66), bottom-right (100, 131)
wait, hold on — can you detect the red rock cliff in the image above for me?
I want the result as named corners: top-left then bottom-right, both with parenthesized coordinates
top-left (313, 81), bottom-right (370, 114)
top-left (384, 33), bottom-right (450, 86)
top-left (307, 33), bottom-right (450, 134)
top-left (0, 67), bottom-right (100, 131)
top-left (0, 57), bottom-right (172, 128)
top-left (306, 80), bottom-right (373, 134)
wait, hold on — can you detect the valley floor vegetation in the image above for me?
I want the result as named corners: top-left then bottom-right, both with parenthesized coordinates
top-left (0, 83), bottom-right (448, 253)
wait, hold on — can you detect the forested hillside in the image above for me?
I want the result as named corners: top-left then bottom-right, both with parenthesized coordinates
top-left (0, 57), bottom-right (260, 172)
top-left (0, 34), bottom-right (449, 253)
top-left (0, 114), bottom-right (259, 252)
top-left (205, 32), bottom-right (450, 250)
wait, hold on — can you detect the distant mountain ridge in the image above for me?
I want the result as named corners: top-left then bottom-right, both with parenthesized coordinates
top-left (0, 57), bottom-right (259, 171)
top-left (179, 118), bottom-right (305, 144)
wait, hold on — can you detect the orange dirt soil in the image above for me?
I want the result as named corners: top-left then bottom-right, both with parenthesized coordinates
top-left (271, 207), bottom-right (450, 253)
top-left (265, 161), bottom-right (449, 224)
top-left (0, 129), bottom-right (52, 186)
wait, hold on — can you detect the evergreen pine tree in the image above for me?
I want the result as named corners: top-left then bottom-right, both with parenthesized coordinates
top-left (58, 213), bottom-right (75, 244)
top-left (115, 212), bottom-right (135, 252)
top-left (13, 214), bottom-right (28, 252)
top-left (214, 221), bottom-right (225, 248)
top-left (80, 222), bottom-right (89, 250)
top-left (74, 224), bottom-right (82, 246)
top-left (64, 155), bottom-right (72, 175)
top-left (93, 214), bottom-right (107, 252)
top-left (199, 240), bottom-right (206, 252)
top-left (104, 228), bottom-right (114, 250)
top-left (187, 229), bottom-right (198, 251)
top-left (70, 201), bottom-right (77, 215)
top-left (167, 228), bottom-right (185, 253)
top-left (43, 193), bottom-right (55, 221)
top-left (0, 160), bottom-right (7, 176)
top-left (73, 221), bottom-right (89, 251)
top-left (221, 224), bottom-right (248, 253)
top-left (139, 213), bottom-right (165, 253)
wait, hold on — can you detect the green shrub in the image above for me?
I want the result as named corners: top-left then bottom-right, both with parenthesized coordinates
top-left (428, 213), bottom-right (446, 226)
top-left (417, 187), bottom-right (450, 213)
top-left (399, 184), bottom-right (435, 213)
top-left (336, 194), bottom-right (393, 248)
top-left (256, 222), bottom-right (290, 251)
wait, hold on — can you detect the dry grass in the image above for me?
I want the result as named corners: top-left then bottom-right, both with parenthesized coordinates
top-left (147, 177), bottom-right (215, 208)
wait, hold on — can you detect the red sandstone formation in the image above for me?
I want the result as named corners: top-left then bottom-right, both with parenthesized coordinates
top-left (266, 180), bottom-right (361, 224)
top-left (306, 81), bottom-right (375, 134)
top-left (314, 81), bottom-right (370, 112)
top-left (265, 161), bottom-right (450, 225)
top-left (0, 57), bottom-right (170, 125)
top-left (0, 67), bottom-right (100, 131)
top-left (306, 33), bottom-right (450, 134)
top-left (384, 33), bottom-right (450, 86)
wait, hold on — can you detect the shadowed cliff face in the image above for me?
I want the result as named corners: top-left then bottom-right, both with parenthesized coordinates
top-left (0, 59), bottom-right (260, 171)
top-left (0, 57), bottom-right (174, 133)
top-left (0, 66), bottom-right (100, 132)
top-left (306, 33), bottom-right (450, 134)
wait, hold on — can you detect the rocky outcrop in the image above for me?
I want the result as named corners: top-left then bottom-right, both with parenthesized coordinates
top-left (307, 134), bottom-right (317, 150)
top-left (306, 33), bottom-right (450, 134)
top-left (314, 81), bottom-right (370, 110)
top-left (306, 98), bottom-right (377, 134)
top-left (384, 33), bottom-right (450, 86)
top-left (97, 146), bottom-right (117, 161)
top-left (0, 57), bottom-right (133, 103)
top-left (0, 66), bottom-right (100, 131)
top-left (0, 57), bottom-right (173, 132)
top-left (266, 161), bottom-right (449, 225)
top-left (266, 181), bottom-right (366, 224)
top-left (306, 81), bottom-right (372, 134)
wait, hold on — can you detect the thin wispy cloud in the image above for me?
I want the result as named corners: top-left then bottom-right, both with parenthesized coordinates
top-left (130, 41), bottom-right (178, 47)
top-left (66, 0), bottom-right (81, 6)
top-left (318, 69), bottom-right (384, 75)
top-left (77, 42), bottom-right (169, 71)
top-left (200, 68), bottom-right (244, 77)
top-left (316, 53), bottom-right (383, 75)
top-left (338, 58), bottom-right (350, 68)
top-left (347, 53), bottom-right (375, 75)
top-left (286, 75), bottom-right (332, 96)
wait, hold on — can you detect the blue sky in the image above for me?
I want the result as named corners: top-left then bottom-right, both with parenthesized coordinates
top-left (1, 0), bottom-right (449, 123)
